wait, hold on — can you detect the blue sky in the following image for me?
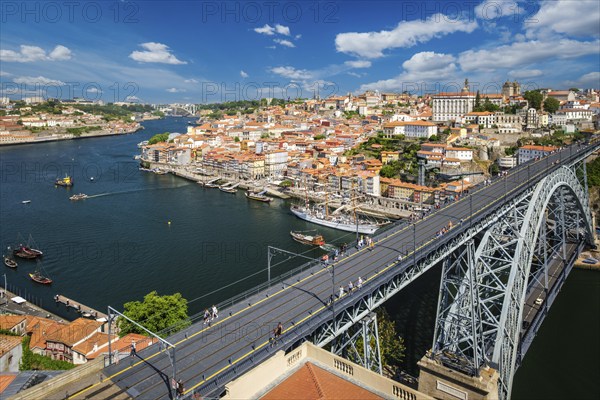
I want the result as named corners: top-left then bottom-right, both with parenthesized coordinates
top-left (1, 0), bottom-right (599, 103)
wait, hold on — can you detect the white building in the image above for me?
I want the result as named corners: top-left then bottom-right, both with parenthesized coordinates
top-left (498, 156), bottom-right (517, 169)
top-left (517, 145), bottom-right (558, 164)
top-left (445, 147), bottom-right (474, 161)
top-left (382, 121), bottom-right (438, 139)
top-left (432, 92), bottom-right (476, 122)
top-left (264, 150), bottom-right (288, 177)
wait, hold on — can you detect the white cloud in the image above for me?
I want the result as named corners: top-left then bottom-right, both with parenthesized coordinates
top-left (274, 39), bottom-right (295, 48)
top-left (270, 66), bottom-right (313, 80)
top-left (566, 71), bottom-right (600, 88)
top-left (0, 71), bottom-right (10, 77)
top-left (347, 72), bottom-right (364, 78)
top-left (254, 23), bottom-right (291, 36)
top-left (240, 70), bottom-right (249, 78)
top-left (166, 88), bottom-right (186, 93)
top-left (13, 75), bottom-right (66, 86)
top-left (508, 69), bottom-right (543, 79)
top-left (129, 42), bottom-right (187, 65)
top-left (126, 96), bottom-right (141, 102)
top-left (344, 60), bottom-right (372, 69)
top-left (48, 45), bottom-right (72, 61)
top-left (184, 78), bottom-right (199, 84)
top-left (85, 87), bottom-right (100, 93)
top-left (459, 39), bottom-right (600, 71)
top-left (254, 24), bottom-right (275, 35)
top-left (527, 0), bottom-right (600, 38)
top-left (475, 0), bottom-right (524, 20)
top-left (295, 34), bottom-right (302, 40)
top-left (0, 45), bottom-right (72, 62)
top-left (335, 15), bottom-right (478, 58)
top-left (275, 24), bottom-right (291, 36)
top-left (358, 52), bottom-right (458, 92)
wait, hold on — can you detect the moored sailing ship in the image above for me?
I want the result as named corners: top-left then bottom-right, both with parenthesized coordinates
top-left (290, 204), bottom-right (386, 235)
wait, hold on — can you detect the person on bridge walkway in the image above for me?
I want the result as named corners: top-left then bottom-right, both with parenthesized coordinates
top-left (211, 305), bottom-right (218, 320)
top-left (130, 340), bottom-right (136, 358)
top-left (348, 281), bottom-right (354, 292)
top-left (203, 309), bottom-right (210, 325)
top-left (176, 379), bottom-right (184, 398)
top-left (271, 322), bottom-right (283, 346)
top-left (357, 276), bottom-right (363, 290)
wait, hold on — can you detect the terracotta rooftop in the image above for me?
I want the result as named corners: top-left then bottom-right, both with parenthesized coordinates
top-left (0, 335), bottom-right (22, 357)
top-left (261, 362), bottom-right (382, 400)
top-left (0, 374), bottom-right (17, 394)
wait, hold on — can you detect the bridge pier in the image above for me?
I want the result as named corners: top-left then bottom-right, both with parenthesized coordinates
top-left (417, 354), bottom-right (499, 400)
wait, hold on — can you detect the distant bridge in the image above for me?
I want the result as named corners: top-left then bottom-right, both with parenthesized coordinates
top-left (155, 103), bottom-right (197, 116)
top-left (70, 139), bottom-right (598, 400)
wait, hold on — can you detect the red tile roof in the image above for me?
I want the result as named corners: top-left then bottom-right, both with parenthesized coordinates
top-left (261, 362), bottom-right (382, 400)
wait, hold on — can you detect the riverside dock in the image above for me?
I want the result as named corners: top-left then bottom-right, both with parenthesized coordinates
top-left (54, 294), bottom-right (107, 320)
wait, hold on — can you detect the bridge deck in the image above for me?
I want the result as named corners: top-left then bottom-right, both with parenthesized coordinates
top-left (71, 142), bottom-right (597, 399)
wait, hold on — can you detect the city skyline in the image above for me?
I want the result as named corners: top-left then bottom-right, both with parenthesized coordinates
top-left (1, 0), bottom-right (599, 103)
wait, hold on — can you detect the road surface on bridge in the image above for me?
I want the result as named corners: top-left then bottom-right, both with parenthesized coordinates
top-left (72, 142), bottom-right (596, 399)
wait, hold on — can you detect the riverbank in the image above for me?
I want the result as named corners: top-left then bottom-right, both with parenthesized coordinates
top-left (141, 160), bottom-right (412, 219)
top-left (0, 127), bottom-right (143, 147)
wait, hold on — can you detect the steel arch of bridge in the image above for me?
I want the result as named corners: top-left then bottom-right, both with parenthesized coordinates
top-left (431, 165), bottom-right (593, 399)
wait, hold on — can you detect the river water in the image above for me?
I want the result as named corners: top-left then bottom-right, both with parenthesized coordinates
top-left (0, 117), bottom-right (597, 398)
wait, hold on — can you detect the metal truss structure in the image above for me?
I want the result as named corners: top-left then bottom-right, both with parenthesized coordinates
top-left (331, 312), bottom-right (383, 374)
top-left (431, 164), bottom-right (593, 399)
top-left (304, 151), bottom-right (594, 400)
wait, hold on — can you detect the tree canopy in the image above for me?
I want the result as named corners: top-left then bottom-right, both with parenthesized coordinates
top-left (118, 291), bottom-right (189, 336)
top-left (587, 156), bottom-right (600, 187)
top-left (148, 132), bottom-right (170, 145)
top-left (524, 90), bottom-right (543, 110)
top-left (543, 97), bottom-right (560, 114)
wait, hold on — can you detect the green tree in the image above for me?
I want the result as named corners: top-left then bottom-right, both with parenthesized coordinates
top-left (524, 90), bottom-right (543, 110)
top-left (587, 156), bottom-right (600, 187)
top-left (148, 133), bottom-right (170, 145)
top-left (474, 90), bottom-right (481, 111)
top-left (20, 336), bottom-right (75, 370)
top-left (428, 135), bottom-right (439, 142)
top-left (377, 308), bottom-right (405, 374)
top-left (234, 136), bottom-right (240, 142)
top-left (314, 134), bottom-right (326, 140)
top-left (118, 291), bottom-right (189, 336)
top-left (543, 97), bottom-right (560, 114)
top-left (379, 164), bottom-right (397, 178)
top-left (489, 163), bottom-right (500, 175)
top-left (482, 98), bottom-right (499, 112)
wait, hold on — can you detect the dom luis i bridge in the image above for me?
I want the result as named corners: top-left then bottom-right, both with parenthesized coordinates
top-left (66, 138), bottom-right (598, 400)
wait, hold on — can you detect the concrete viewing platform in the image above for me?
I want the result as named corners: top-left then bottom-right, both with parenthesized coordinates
top-left (54, 294), bottom-right (107, 320)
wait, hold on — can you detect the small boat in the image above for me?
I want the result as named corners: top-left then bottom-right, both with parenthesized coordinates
top-left (12, 234), bottom-right (43, 259)
top-left (582, 258), bottom-right (598, 264)
top-left (245, 191), bottom-right (272, 203)
top-left (55, 175), bottom-right (73, 187)
top-left (29, 260), bottom-right (52, 284)
top-left (90, 177), bottom-right (95, 181)
top-left (13, 244), bottom-right (43, 259)
top-left (320, 244), bottom-right (339, 252)
top-left (204, 182), bottom-right (219, 188)
top-left (22, 200), bottom-right (31, 204)
top-left (290, 231), bottom-right (326, 246)
top-left (3, 250), bottom-right (18, 268)
top-left (153, 169), bottom-right (167, 175)
top-left (69, 193), bottom-right (88, 201)
top-left (219, 185), bottom-right (237, 194)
